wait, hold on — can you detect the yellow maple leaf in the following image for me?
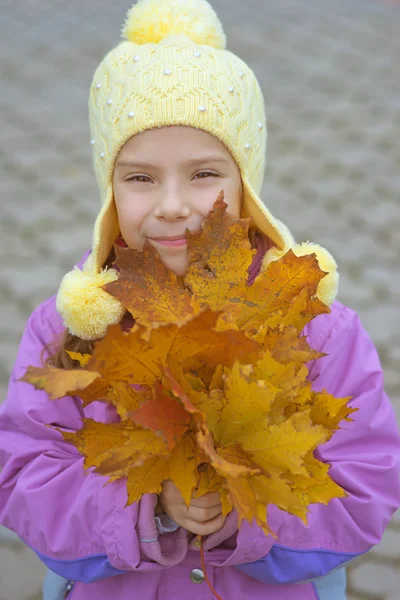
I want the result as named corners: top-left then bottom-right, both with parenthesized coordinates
top-left (19, 366), bottom-right (103, 400)
top-left (104, 381), bottom-right (148, 420)
top-left (184, 195), bottom-right (328, 334)
top-left (59, 419), bottom-right (169, 487)
top-left (263, 326), bottom-right (325, 365)
top-left (310, 390), bottom-right (356, 432)
top-left (287, 451), bottom-right (347, 506)
top-left (126, 455), bottom-right (170, 505)
top-left (266, 287), bottom-right (330, 333)
top-left (211, 361), bottom-right (276, 447)
top-left (240, 411), bottom-right (330, 478)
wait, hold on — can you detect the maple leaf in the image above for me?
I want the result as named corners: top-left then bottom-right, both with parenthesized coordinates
top-left (129, 381), bottom-right (191, 451)
top-left (263, 327), bottom-right (325, 365)
top-left (265, 287), bottom-right (330, 333)
top-left (236, 250), bottom-right (327, 332)
top-left (24, 311), bottom-right (260, 406)
top-left (166, 432), bottom-right (199, 506)
top-left (60, 419), bottom-right (169, 476)
top-left (239, 410), bottom-right (330, 478)
top-left (250, 474), bottom-right (309, 521)
top-left (22, 194), bottom-right (356, 537)
top-left (310, 390), bottom-right (356, 432)
top-left (184, 195), bottom-right (329, 334)
top-left (185, 193), bottom-right (255, 326)
top-left (126, 455), bottom-right (170, 505)
top-left (87, 310), bottom-right (260, 386)
top-left (19, 366), bottom-right (104, 401)
top-left (104, 381), bottom-right (148, 420)
top-left (287, 451), bottom-right (347, 506)
top-left (210, 361), bottom-right (276, 447)
top-left (104, 243), bottom-right (200, 330)
top-left (164, 368), bottom-right (259, 479)
top-left (66, 351), bottom-right (91, 367)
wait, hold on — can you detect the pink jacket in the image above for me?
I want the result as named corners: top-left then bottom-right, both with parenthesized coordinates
top-left (1, 260), bottom-right (400, 599)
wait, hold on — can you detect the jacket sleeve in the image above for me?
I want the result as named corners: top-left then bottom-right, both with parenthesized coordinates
top-left (0, 298), bottom-right (188, 583)
top-left (202, 304), bottom-right (400, 582)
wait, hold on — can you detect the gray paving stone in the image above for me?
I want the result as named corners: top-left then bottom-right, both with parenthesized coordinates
top-left (392, 509), bottom-right (400, 526)
top-left (0, 0), bottom-right (399, 598)
top-left (350, 562), bottom-right (398, 596)
top-left (371, 528), bottom-right (400, 560)
top-left (359, 306), bottom-right (400, 347)
top-left (0, 542), bottom-right (45, 600)
top-left (0, 526), bottom-right (21, 544)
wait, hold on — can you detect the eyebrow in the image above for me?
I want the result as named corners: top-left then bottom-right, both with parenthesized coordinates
top-left (115, 156), bottom-right (230, 169)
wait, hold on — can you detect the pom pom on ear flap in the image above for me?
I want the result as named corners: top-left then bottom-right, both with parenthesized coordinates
top-left (56, 267), bottom-right (125, 341)
top-left (262, 242), bottom-right (339, 306)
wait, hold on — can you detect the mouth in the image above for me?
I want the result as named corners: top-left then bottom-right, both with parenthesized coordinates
top-left (148, 235), bottom-right (187, 248)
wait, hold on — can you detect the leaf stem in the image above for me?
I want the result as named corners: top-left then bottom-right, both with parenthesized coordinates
top-left (199, 535), bottom-right (224, 600)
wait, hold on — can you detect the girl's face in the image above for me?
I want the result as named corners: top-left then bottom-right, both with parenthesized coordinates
top-left (113, 126), bottom-right (242, 276)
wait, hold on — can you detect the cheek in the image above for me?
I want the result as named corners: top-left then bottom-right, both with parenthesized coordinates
top-left (114, 188), bottom-right (148, 247)
top-left (215, 180), bottom-right (242, 217)
top-left (195, 180), bottom-right (242, 218)
top-left (227, 182), bottom-right (242, 217)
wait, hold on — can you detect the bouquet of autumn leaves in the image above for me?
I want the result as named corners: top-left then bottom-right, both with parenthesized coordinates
top-left (22, 194), bottom-right (355, 537)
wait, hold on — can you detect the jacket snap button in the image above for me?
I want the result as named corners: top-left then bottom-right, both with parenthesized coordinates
top-left (189, 568), bottom-right (205, 583)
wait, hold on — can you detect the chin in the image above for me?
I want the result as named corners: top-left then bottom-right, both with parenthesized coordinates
top-left (162, 257), bottom-right (188, 277)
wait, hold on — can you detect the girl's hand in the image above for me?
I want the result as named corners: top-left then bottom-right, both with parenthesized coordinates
top-left (158, 480), bottom-right (225, 536)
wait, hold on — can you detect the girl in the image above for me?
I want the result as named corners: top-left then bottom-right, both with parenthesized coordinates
top-left (1, 1), bottom-right (400, 599)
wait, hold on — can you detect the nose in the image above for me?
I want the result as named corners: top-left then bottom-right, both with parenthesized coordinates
top-left (153, 190), bottom-right (190, 221)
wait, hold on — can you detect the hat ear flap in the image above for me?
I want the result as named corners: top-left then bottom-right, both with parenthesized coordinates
top-left (262, 242), bottom-right (339, 306)
top-left (56, 265), bottom-right (125, 341)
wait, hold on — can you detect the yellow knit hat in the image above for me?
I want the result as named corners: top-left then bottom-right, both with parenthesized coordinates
top-left (56, 0), bottom-right (338, 340)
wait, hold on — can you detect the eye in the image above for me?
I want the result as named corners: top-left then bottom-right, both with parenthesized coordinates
top-left (193, 171), bottom-right (219, 180)
top-left (126, 175), bottom-right (153, 183)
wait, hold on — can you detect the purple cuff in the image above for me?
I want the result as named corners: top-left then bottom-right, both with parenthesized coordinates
top-left (137, 493), bottom-right (188, 566)
top-left (99, 480), bottom-right (187, 571)
top-left (236, 544), bottom-right (365, 584)
top-left (31, 549), bottom-right (126, 583)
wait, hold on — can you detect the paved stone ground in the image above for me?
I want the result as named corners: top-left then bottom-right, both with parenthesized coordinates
top-left (0, 0), bottom-right (399, 598)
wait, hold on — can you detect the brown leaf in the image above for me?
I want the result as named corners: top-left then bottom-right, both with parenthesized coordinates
top-left (105, 244), bottom-right (200, 329)
top-left (185, 193), bottom-right (255, 319)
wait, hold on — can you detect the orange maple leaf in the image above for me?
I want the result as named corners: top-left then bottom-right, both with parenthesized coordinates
top-left (129, 381), bottom-right (191, 451)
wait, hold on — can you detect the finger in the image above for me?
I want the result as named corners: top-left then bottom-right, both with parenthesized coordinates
top-left (190, 491), bottom-right (221, 508)
top-left (185, 514), bottom-right (225, 537)
top-left (187, 503), bottom-right (222, 523)
top-left (161, 480), bottom-right (186, 504)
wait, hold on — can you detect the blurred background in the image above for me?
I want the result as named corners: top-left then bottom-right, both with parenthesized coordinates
top-left (0, 0), bottom-right (399, 598)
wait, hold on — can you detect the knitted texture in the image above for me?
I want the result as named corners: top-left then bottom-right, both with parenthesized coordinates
top-left (55, 0), bottom-right (339, 340)
top-left (87, 0), bottom-right (291, 274)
